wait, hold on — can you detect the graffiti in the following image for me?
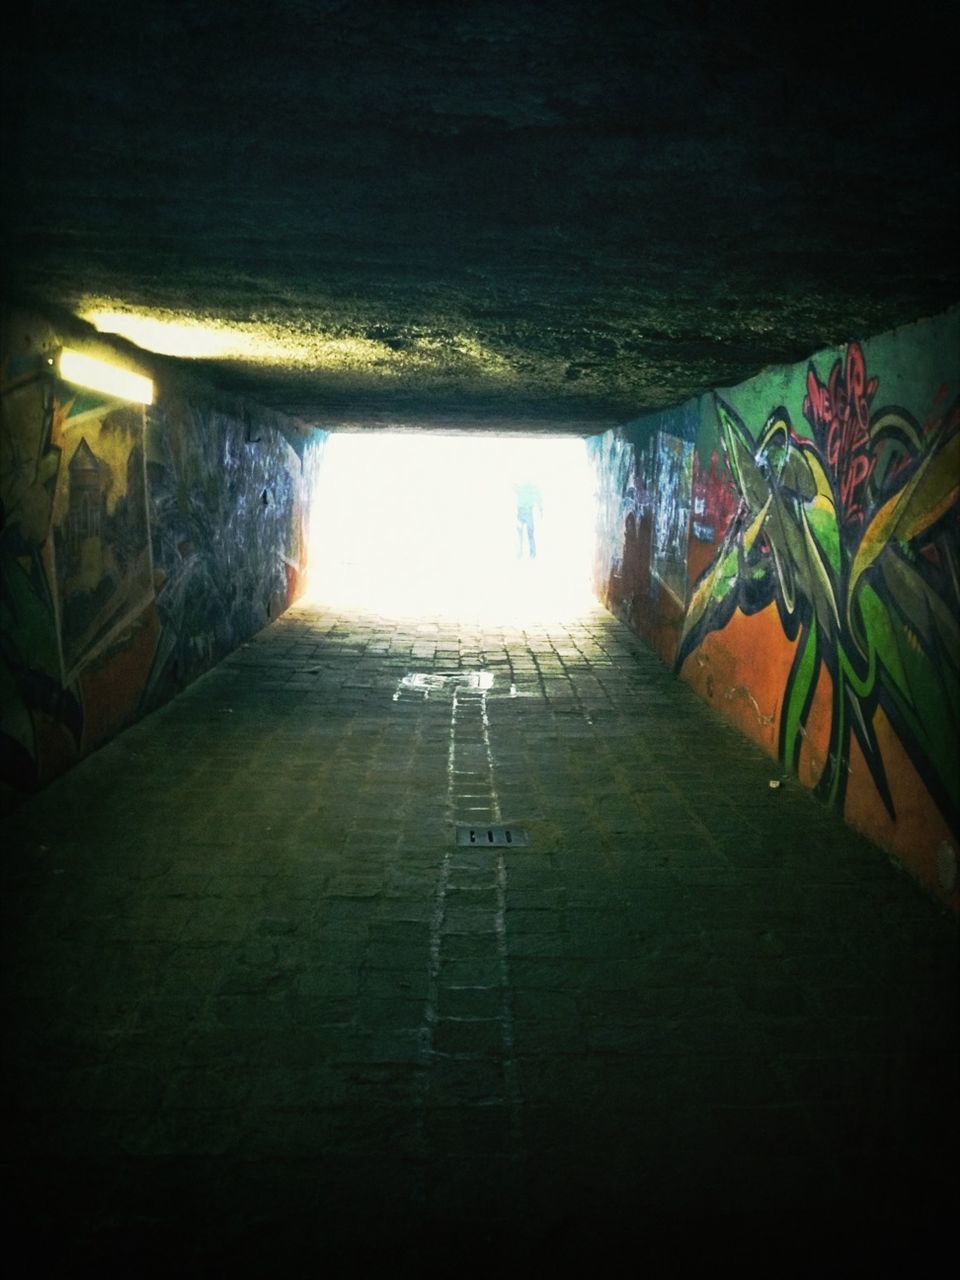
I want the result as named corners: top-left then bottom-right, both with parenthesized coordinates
top-left (677, 343), bottom-right (959, 832)
top-left (52, 400), bottom-right (154, 682)
top-left (1, 362), bottom-right (84, 795)
top-left (141, 399), bottom-right (304, 708)
top-left (652, 432), bottom-right (694, 603)
top-left (691, 448), bottom-right (739, 545)
top-left (591, 430), bottom-right (639, 590)
top-left (1, 308), bottom-right (315, 808)
top-left (589, 427), bottom-right (654, 624)
top-left (803, 342), bottom-right (879, 530)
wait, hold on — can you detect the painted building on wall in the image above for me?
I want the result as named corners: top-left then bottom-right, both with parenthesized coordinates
top-left (590, 308), bottom-right (959, 909)
top-left (0, 307), bottom-right (328, 811)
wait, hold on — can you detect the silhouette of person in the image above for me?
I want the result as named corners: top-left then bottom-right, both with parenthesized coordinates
top-left (514, 480), bottom-right (543, 559)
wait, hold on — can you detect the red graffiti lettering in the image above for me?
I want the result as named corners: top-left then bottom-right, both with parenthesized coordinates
top-left (803, 342), bottom-right (878, 530)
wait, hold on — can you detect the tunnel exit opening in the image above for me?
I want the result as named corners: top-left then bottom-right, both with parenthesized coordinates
top-left (304, 432), bottom-right (596, 620)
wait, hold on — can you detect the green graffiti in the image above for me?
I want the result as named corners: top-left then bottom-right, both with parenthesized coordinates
top-left (677, 344), bottom-right (959, 831)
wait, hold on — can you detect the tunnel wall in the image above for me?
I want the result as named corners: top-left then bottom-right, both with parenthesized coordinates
top-left (0, 306), bottom-right (327, 812)
top-left (590, 307), bottom-right (959, 908)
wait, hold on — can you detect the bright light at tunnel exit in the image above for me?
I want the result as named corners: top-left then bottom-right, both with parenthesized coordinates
top-left (304, 433), bottom-right (598, 621)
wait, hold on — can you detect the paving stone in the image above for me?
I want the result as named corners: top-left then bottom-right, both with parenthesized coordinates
top-left (437, 986), bottom-right (503, 1019)
top-left (433, 1017), bottom-right (506, 1056)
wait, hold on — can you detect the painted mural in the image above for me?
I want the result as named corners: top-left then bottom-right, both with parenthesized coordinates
top-left (591, 308), bottom-right (959, 905)
top-left (52, 398), bottom-right (153, 683)
top-left (1, 308), bottom-right (320, 810)
top-left (591, 426), bottom-right (646, 611)
top-left (678, 344), bottom-right (958, 833)
top-left (652, 432), bottom-right (694, 604)
top-left (1, 343), bottom-right (82, 796)
top-left (141, 395), bottom-right (306, 710)
top-left (590, 402), bottom-right (699, 664)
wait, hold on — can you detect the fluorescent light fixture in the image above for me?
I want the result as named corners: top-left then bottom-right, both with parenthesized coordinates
top-left (83, 306), bottom-right (300, 360)
top-left (58, 348), bottom-right (154, 405)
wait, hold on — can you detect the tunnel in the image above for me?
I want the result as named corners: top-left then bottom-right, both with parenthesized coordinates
top-left (2, 300), bottom-right (958, 1276)
top-left (2, 2), bottom-right (959, 1274)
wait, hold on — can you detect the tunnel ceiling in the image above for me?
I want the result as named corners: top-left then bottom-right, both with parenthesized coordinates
top-left (4, 0), bottom-right (957, 434)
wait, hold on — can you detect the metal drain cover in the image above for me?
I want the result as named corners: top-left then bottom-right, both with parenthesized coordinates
top-left (402, 671), bottom-right (494, 692)
top-left (456, 824), bottom-right (529, 847)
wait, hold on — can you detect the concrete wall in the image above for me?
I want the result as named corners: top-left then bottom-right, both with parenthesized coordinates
top-left (0, 306), bottom-right (327, 811)
top-left (590, 308), bottom-right (960, 908)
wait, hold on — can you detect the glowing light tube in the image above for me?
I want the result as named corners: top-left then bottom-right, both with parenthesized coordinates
top-left (58, 349), bottom-right (154, 404)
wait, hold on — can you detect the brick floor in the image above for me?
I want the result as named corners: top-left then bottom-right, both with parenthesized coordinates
top-left (2, 601), bottom-right (957, 1275)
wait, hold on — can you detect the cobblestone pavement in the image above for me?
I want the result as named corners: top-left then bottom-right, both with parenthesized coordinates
top-left (3, 601), bottom-right (957, 1275)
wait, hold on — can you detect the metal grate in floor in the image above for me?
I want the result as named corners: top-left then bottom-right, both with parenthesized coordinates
top-left (455, 823), bottom-right (529, 847)
top-left (402, 671), bottom-right (494, 692)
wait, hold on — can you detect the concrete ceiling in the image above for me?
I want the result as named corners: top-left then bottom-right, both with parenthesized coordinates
top-left (3, 0), bottom-right (957, 434)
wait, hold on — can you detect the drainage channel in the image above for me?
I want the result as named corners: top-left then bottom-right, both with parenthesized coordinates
top-left (474, 681), bottom-right (523, 1144)
top-left (412, 670), bottom-right (523, 1157)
